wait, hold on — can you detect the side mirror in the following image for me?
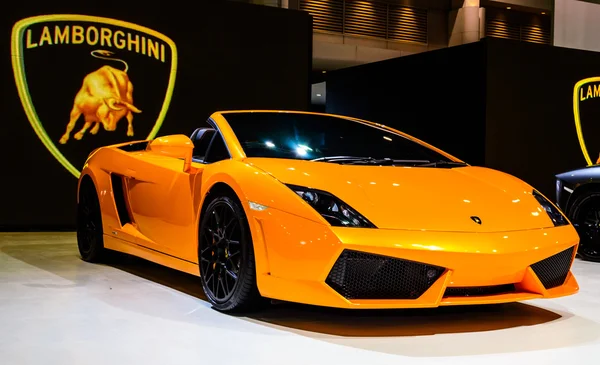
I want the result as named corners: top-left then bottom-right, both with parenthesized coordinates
top-left (147, 134), bottom-right (194, 172)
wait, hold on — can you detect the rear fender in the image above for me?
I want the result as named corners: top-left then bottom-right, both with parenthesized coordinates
top-left (78, 148), bottom-right (131, 236)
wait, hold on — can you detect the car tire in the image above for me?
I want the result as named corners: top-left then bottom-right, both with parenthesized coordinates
top-left (568, 191), bottom-right (600, 262)
top-left (76, 178), bottom-right (106, 263)
top-left (198, 195), bottom-right (263, 312)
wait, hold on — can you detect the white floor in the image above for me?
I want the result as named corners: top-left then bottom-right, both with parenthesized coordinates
top-left (1, 233), bottom-right (599, 365)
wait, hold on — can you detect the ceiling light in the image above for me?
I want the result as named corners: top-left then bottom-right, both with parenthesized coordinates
top-left (506, 6), bottom-right (511, 9)
top-left (296, 147), bottom-right (307, 156)
top-left (541, 12), bottom-right (546, 14)
top-left (383, 136), bottom-right (392, 141)
top-left (265, 141), bottom-right (275, 148)
top-left (322, 71), bottom-right (326, 74)
top-left (316, 93), bottom-right (322, 97)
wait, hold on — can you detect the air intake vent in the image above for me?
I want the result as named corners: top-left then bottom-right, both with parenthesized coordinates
top-left (388, 5), bottom-right (427, 43)
top-left (110, 174), bottom-right (132, 226)
top-left (530, 246), bottom-right (575, 289)
top-left (486, 19), bottom-right (520, 41)
top-left (300, 0), bottom-right (428, 44)
top-left (444, 284), bottom-right (516, 298)
top-left (344, 0), bottom-right (387, 39)
top-left (117, 141), bottom-right (148, 152)
top-left (325, 249), bottom-right (445, 300)
top-left (299, 0), bottom-right (343, 33)
top-left (520, 24), bottom-right (551, 44)
top-left (485, 14), bottom-right (551, 45)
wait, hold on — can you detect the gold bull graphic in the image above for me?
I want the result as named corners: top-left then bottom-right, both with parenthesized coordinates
top-left (59, 50), bottom-right (142, 144)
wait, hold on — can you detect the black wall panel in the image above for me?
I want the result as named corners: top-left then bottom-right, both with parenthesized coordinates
top-left (327, 37), bottom-right (600, 199)
top-left (0, 0), bottom-right (311, 230)
top-left (485, 37), bottom-right (600, 199)
top-left (326, 41), bottom-right (487, 167)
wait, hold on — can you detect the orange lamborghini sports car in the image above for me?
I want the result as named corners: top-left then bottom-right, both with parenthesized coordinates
top-left (76, 111), bottom-right (579, 312)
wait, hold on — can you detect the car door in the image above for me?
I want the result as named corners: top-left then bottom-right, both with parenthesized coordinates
top-left (126, 127), bottom-right (228, 262)
top-left (124, 153), bottom-right (199, 261)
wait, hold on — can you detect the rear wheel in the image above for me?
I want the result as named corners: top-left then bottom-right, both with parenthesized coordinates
top-left (198, 195), bottom-right (262, 312)
top-left (77, 178), bottom-right (105, 262)
top-left (569, 191), bottom-right (600, 262)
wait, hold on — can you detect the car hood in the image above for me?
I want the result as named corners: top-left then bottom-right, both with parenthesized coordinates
top-left (245, 158), bottom-right (555, 232)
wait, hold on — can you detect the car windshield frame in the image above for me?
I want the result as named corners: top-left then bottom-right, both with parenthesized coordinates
top-left (220, 112), bottom-right (460, 166)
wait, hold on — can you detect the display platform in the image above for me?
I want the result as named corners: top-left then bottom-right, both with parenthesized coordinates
top-left (0, 232), bottom-right (598, 365)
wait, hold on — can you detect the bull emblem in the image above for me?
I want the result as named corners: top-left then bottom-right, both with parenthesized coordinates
top-left (59, 50), bottom-right (142, 144)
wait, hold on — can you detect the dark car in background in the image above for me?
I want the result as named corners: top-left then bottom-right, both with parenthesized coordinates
top-left (556, 166), bottom-right (600, 261)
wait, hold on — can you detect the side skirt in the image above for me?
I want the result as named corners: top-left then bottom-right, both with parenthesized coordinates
top-left (104, 234), bottom-right (200, 277)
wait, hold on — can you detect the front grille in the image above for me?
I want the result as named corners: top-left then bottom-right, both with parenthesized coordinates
top-left (531, 246), bottom-right (575, 289)
top-left (444, 284), bottom-right (515, 298)
top-left (325, 249), bottom-right (445, 300)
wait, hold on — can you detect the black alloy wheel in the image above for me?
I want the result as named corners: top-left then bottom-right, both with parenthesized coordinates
top-left (76, 179), bottom-right (105, 262)
top-left (198, 195), bottom-right (262, 312)
top-left (570, 192), bottom-right (600, 262)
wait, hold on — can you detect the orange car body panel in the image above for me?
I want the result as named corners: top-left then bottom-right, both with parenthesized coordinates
top-left (78, 110), bottom-right (579, 309)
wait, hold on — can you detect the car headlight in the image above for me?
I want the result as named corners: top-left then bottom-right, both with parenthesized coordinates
top-left (286, 184), bottom-right (376, 228)
top-left (533, 190), bottom-right (568, 227)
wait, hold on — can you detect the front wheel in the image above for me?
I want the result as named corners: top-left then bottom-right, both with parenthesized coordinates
top-left (569, 191), bottom-right (600, 262)
top-left (198, 195), bottom-right (263, 312)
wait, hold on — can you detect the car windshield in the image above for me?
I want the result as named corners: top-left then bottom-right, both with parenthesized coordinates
top-left (221, 112), bottom-right (458, 166)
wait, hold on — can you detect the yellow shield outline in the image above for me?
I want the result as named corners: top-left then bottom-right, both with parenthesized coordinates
top-left (11, 14), bottom-right (178, 178)
top-left (573, 77), bottom-right (600, 166)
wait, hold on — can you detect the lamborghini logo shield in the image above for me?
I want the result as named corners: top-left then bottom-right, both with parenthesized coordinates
top-left (573, 77), bottom-right (600, 166)
top-left (11, 14), bottom-right (178, 178)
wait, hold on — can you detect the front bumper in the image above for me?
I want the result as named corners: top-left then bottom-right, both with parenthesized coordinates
top-left (251, 208), bottom-right (579, 309)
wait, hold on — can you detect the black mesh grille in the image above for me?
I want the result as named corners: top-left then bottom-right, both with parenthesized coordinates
top-left (531, 246), bottom-right (575, 289)
top-left (325, 250), bottom-right (445, 300)
top-left (444, 284), bottom-right (515, 298)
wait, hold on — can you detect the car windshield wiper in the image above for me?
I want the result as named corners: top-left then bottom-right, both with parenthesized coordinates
top-left (417, 160), bottom-right (468, 168)
top-left (311, 156), bottom-right (468, 168)
top-left (311, 156), bottom-right (431, 166)
top-left (310, 155), bottom-right (368, 162)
